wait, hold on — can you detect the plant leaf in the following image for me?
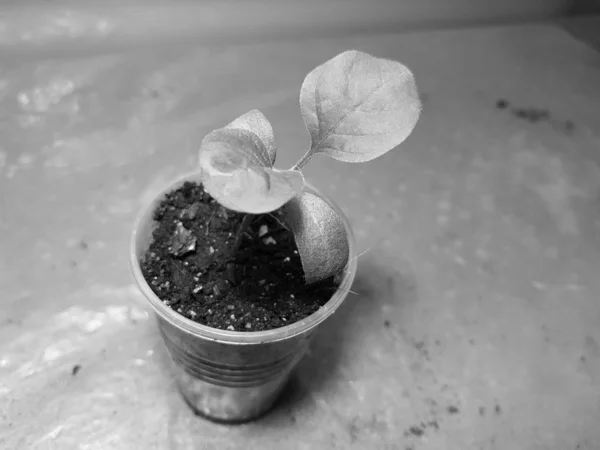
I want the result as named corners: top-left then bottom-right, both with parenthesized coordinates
top-left (298, 50), bottom-right (421, 165)
top-left (202, 109), bottom-right (276, 169)
top-left (199, 139), bottom-right (304, 214)
top-left (199, 109), bottom-right (304, 213)
top-left (222, 109), bottom-right (277, 165)
top-left (284, 192), bottom-right (349, 285)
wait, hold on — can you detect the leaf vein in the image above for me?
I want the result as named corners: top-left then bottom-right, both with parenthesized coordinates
top-left (314, 77), bottom-right (395, 151)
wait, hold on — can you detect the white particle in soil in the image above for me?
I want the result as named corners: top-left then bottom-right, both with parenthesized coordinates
top-left (184, 261), bottom-right (189, 266)
top-left (227, 325), bottom-right (235, 331)
top-left (290, 294), bottom-right (295, 299)
top-left (283, 318), bottom-right (287, 321)
top-left (228, 232), bottom-right (233, 237)
top-left (193, 286), bottom-right (203, 294)
top-left (230, 314), bottom-right (235, 320)
top-left (258, 225), bottom-right (268, 237)
top-left (283, 257), bottom-right (291, 262)
top-left (294, 250), bottom-right (298, 254)
top-left (194, 277), bottom-right (199, 282)
top-left (177, 308), bottom-right (182, 313)
top-left (245, 323), bottom-right (252, 329)
top-left (227, 305), bottom-right (235, 310)
top-left (208, 309), bottom-right (213, 314)
top-left (189, 311), bottom-right (197, 317)
top-left (209, 246), bottom-right (215, 254)
top-left (263, 236), bottom-right (276, 245)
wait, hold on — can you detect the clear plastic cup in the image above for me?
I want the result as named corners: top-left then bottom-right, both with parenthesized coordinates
top-left (130, 171), bottom-right (356, 422)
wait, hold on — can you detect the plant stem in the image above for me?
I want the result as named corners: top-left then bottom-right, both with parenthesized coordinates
top-left (291, 150), bottom-right (313, 171)
top-left (205, 208), bottom-right (217, 236)
top-left (233, 214), bottom-right (253, 252)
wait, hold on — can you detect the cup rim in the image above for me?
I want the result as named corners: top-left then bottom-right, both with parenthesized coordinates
top-left (129, 170), bottom-right (357, 345)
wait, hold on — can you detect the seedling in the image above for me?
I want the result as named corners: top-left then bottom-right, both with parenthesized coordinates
top-left (198, 50), bottom-right (421, 284)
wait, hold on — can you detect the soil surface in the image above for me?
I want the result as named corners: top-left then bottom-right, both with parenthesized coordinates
top-left (141, 181), bottom-right (340, 331)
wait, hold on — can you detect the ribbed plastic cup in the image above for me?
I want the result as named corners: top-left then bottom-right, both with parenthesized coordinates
top-left (130, 171), bottom-right (357, 423)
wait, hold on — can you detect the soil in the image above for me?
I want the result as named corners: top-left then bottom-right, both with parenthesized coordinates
top-left (404, 420), bottom-right (440, 439)
top-left (140, 181), bottom-right (340, 331)
top-left (495, 98), bottom-right (575, 134)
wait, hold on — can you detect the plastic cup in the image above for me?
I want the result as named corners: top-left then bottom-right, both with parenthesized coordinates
top-left (130, 171), bottom-right (356, 422)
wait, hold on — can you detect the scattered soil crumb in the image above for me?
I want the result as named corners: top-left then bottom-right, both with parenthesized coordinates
top-left (408, 426), bottom-right (424, 437)
top-left (447, 405), bottom-right (459, 414)
top-left (404, 419), bottom-right (440, 439)
top-left (495, 99), bottom-right (575, 134)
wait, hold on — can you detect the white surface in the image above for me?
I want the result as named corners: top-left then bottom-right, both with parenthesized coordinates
top-left (0, 17), bottom-right (599, 450)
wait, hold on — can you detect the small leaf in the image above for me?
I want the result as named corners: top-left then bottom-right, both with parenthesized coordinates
top-left (284, 192), bottom-right (349, 285)
top-left (199, 110), bottom-right (304, 214)
top-left (199, 141), bottom-right (304, 214)
top-left (222, 109), bottom-right (277, 165)
top-left (202, 127), bottom-right (270, 170)
top-left (298, 50), bottom-right (421, 166)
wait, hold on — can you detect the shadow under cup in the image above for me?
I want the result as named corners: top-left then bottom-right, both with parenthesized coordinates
top-left (130, 171), bottom-right (357, 423)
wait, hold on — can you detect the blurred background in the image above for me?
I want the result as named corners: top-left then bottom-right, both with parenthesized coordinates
top-left (0, 0), bottom-right (599, 54)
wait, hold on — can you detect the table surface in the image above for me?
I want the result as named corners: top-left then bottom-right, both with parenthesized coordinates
top-left (1, 16), bottom-right (599, 450)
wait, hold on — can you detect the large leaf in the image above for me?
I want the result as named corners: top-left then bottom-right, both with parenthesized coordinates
top-left (297, 50), bottom-right (421, 167)
top-left (199, 110), bottom-right (304, 214)
top-left (284, 192), bottom-right (349, 285)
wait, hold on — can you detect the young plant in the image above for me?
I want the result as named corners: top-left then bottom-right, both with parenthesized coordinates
top-left (198, 50), bottom-right (421, 284)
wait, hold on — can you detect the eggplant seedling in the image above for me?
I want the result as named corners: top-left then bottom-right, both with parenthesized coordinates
top-left (198, 50), bottom-right (421, 284)
top-left (133, 49), bottom-right (421, 422)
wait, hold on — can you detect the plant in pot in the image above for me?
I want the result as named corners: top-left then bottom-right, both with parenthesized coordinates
top-left (130, 50), bottom-right (421, 423)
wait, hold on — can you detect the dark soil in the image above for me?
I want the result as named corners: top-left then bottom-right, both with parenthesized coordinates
top-left (404, 419), bottom-right (440, 439)
top-left (495, 98), bottom-right (575, 134)
top-left (140, 181), bottom-right (339, 331)
top-left (407, 426), bottom-right (424, 437)
top-left (447, 405), bottom-right (459, 414)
